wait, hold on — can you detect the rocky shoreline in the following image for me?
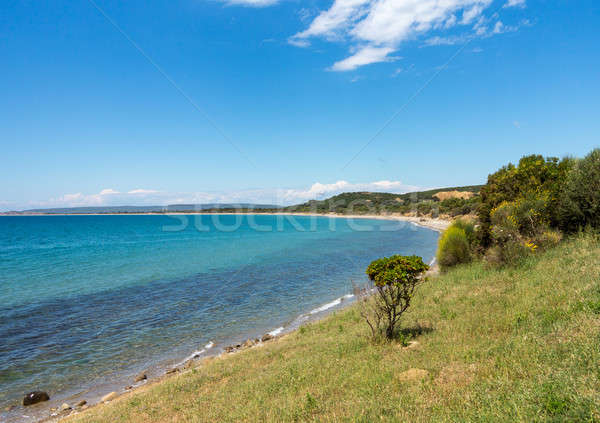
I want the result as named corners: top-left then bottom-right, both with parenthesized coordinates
top-left (34, 331), bottom-right (285, 422)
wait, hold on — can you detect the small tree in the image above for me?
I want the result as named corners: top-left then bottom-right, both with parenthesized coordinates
top-left (358, 255), bottom-right (429, 339)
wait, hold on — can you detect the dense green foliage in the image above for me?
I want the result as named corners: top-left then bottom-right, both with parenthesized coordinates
top-left (478, 154), bottom-right (573, 247)
top-left (436, 220), bottom-right (475, 269)
top-left (558, 148), bottom-right (600, 232)
top-left (438, 196), bottom-right (480, 217)
top-left (363, 255), bottom-right (429, 338)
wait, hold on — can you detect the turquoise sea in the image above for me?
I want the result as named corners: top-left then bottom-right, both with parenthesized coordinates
top-left (0, 214), bottom-right (438, 421)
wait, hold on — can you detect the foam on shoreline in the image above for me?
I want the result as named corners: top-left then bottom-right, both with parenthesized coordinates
top-left (268, 327), bottom-right (284, 336)
top-left (176, 341), bottom-right (215, 367)
top-left (309, 294), bottom-right (354, 315)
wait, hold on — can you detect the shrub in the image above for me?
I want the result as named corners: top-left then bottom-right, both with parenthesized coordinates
top-left (558, 149), bottom-right (600, 232)
top-left (478, 155), bottom-right (573, 246)
top-left (450, 218), bottom-right (476, 246)
top-left (357, 255), bottom-right (429, 339)
top-left (439, 197), bottom-right (481, 217)
top-left (416, 201), bottom-right (434, 216)
top-left (485, 192), bottom-right (559, 265)
top-left (437, 222), bottom-right (473, 269)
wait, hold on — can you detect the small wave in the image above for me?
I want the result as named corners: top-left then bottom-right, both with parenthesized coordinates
top-left (177, 349), bottom-right (205, 366)
top-left (177, 340), bottom-right (214, 366)
top-left (429, 257), bottom-right (436, 266)
top-left (309, 294), bottom-right (354, 315)
top-left (268, 327), bottom-right (284, 336)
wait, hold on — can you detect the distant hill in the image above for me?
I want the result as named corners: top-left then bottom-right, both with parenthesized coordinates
top-left (286, 185), bottom-right (483, 215)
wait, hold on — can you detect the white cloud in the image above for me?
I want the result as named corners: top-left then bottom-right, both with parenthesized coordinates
top-left (6, 181), bottom-right (421, 211)
top-left (290, 0), bottom-right (527, 71)
top-left (461, 4), bottom-right (486, 24)
top-left (492, 20), bottom-right (521, 34)
top-left (444, 14), bottom-right (458, 29)
top-left (288, 38), bottom-right (310, 48)
top-left (222, 0), bottom-right (279, 7)
top-left (330, 46), bottom-right (396, 71)
top-left (127, 189), bottom-right (159, 194)
top-left (290, 0), bottom-right (371, 45)
top-left (504, 0), bottom-right (525, 8)
top-left (423, 35), bottom-right (468, 46)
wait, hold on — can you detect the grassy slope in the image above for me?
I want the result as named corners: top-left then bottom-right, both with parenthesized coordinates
top-left (68, 233), bottom-right (600, 422)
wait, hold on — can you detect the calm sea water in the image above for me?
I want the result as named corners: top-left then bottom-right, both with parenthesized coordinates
top-left (0, 214), bottom-right (438, 419)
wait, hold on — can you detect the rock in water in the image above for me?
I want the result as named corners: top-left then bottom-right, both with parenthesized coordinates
top-left (101, 391), bottom-right (117, 402)
top-left (23, 391), bottom-right (50, 406)
top-left (261, 333), bottom-right (273, 342)
top-left (59, 403), bottom-right (71, 412)
top-left (76, 400), bottom-right (87, 407)
top-left (134, 373), bottom-right (147, 382)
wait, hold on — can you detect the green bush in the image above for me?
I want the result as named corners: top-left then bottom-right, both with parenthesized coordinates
top-left (485, 239), bottom-right (531, 267)
top-left (437, 224), bottom-right (472, 269)
top-left (416, 201), bottom-right (434, 216)
top-left (438, 197), bottom-right (481, 217)
top-left (359, 255), bottom-right (429, 339)
top-left (558, 149), bottom-right (600, 232)
top-left (478, 155), bottom-right (573, 246)
top-left (450, 218), bottom-right (476, 245)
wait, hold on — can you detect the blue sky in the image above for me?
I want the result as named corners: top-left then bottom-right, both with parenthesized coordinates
top-left (1, 0), bottom-right (598, 210)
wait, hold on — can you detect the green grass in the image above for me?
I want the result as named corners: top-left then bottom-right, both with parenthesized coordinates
top-left (68, 233), bottom-right (600, 422)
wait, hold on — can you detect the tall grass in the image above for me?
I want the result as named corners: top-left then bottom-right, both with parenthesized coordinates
top-left (68, 233), bottom-right (600, 422)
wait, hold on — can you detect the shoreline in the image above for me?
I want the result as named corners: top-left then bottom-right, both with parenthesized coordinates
top-left (42, 291), bottom-right (366, 422)
top-left (3, 214), bottom-right (447, 423)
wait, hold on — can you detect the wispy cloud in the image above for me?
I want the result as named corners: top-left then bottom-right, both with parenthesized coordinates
top-left (5, 181), bottom-right (421, 211)
top-left (289, 0), bottom-right (527, 71)
top-left (504, 0), bottom-right (526, 8)
top-left (221, 0), bottom-right (279, 7)
top-left (330, 46), bottom-right (397, 71)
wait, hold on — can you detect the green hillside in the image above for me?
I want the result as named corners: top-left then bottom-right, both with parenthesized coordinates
top-left (286, 185), bottom-right (483, 215)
